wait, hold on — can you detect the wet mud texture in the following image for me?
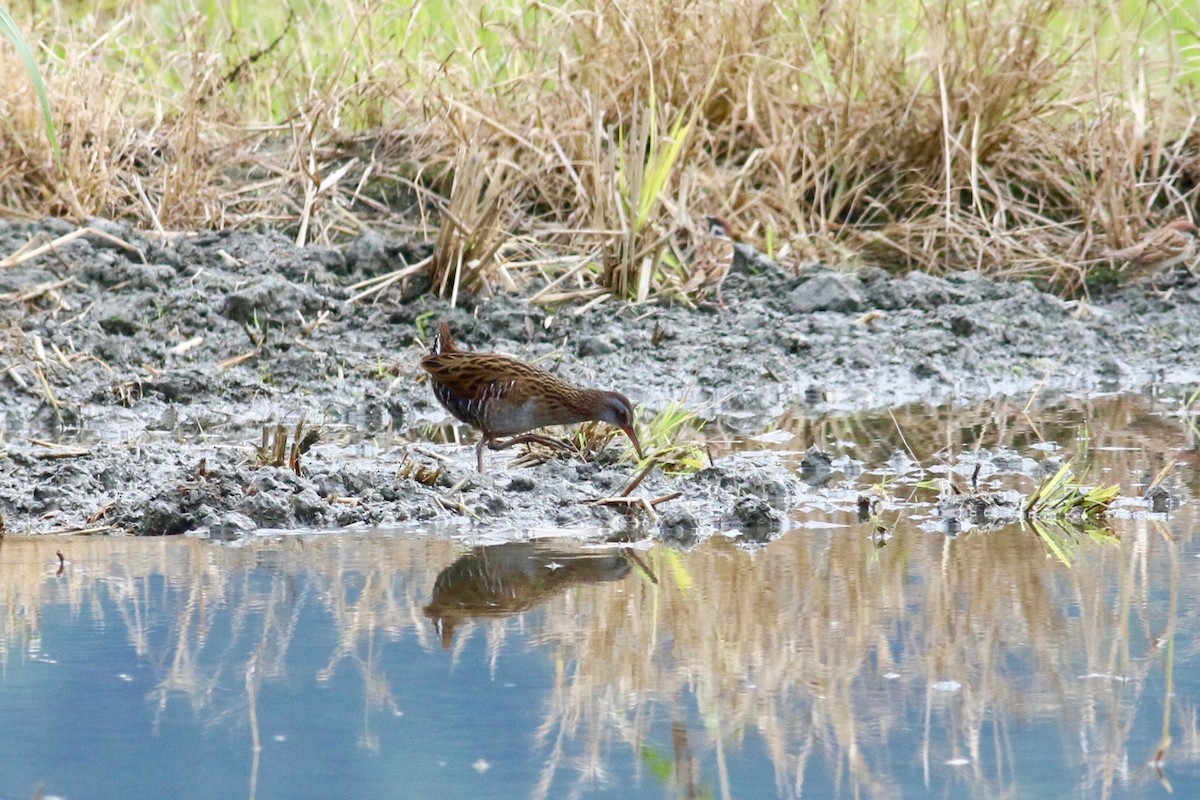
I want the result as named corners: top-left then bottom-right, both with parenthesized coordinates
top-left (0, 217), bottom-right (1197, 538)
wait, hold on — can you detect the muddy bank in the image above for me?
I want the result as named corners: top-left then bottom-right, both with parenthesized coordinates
top-left (0, 218), bottom-right (1196, 538)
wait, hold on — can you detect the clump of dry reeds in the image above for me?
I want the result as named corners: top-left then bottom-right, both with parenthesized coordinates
top-left (2, 0), bottom-right (1199, 299)
top-left (253, 416), bottom-right (319, 475)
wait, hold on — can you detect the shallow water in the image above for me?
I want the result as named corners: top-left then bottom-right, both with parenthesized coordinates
top-left (2, 393), bottom-right (1198, 800)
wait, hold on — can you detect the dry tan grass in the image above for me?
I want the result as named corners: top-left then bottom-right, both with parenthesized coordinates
top-left (2, 0), bottom-right (1199, 298)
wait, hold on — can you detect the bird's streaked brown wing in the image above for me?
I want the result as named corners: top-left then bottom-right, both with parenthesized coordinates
top-left (421, 352), bottom-right (557, 398)
top-left (421, 351), bottom-right (578, 432)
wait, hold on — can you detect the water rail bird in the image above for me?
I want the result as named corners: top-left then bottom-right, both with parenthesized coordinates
top-left (420, 322), bottom-right (644, 472)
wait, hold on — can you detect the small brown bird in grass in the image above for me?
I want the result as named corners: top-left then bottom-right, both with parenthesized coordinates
top-left (420, 322), bottom-right (644, 473)
top-left (1104, 217), bottom-right (1200, 274)
top-left (681, 215), bottom-right (736, 307)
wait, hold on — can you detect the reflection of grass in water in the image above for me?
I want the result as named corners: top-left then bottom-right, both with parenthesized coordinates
top-left (531, 523), bottom-right (1194, 797)
top-left (1027, 519), bottom-right (1121, 567)
top-left (0, 512), bottom-right (1196, 795)
top-left (725, 393), bottom-right (1200, 497)
top-left (0, 536), bottom-right (462, 756)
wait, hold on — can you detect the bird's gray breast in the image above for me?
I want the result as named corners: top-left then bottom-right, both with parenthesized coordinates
top-left (482, 394), bottom-right (540, 435)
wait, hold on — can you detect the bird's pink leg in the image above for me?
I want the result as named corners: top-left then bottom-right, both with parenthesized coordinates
top-left (472, 433), bottom-right (575, 472)
top-left (488, 433), bottom-right (574, 453)
top-left (476, 436), bottom-right (488, 473)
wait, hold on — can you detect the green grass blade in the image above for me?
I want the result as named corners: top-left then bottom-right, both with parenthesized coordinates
top-left (1024, 459), bottom-right (1073, 515)
top-left (634, 48), bottom-right (725, 232)
top-left (0, 9), bottom-right (60, 166)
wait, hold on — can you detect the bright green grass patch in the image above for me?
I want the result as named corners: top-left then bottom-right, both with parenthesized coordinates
top-left (37, 0), bottom-right (560, 125)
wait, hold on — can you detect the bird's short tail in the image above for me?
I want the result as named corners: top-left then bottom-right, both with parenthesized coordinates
top-left (429, 321), bottom-right (459, 355)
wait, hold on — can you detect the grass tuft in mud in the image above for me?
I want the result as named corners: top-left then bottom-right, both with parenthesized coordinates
top-left (636, 401), bottom-right (706, 474)
top-left (397, 454), bottom-right (442, 488)
top-left (1023, 460), bottom-right (1120, 521)
top-left (254, 417), bottom-right (320, 476)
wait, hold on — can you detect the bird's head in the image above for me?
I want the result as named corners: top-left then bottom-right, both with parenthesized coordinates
top-left (595, 391), bottom-right (644, 459)
top-left (704, 215), bottom-right (736, 240)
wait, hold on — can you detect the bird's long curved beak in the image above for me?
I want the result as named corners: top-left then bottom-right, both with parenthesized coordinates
top-left (622, 426), bottom-right (645, 460)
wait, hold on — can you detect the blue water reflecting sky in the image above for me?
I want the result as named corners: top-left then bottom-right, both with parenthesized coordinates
top-left (1, 473), bottom-right (1196, 800)
top-left (4, 577), bottom-right (565, 799)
